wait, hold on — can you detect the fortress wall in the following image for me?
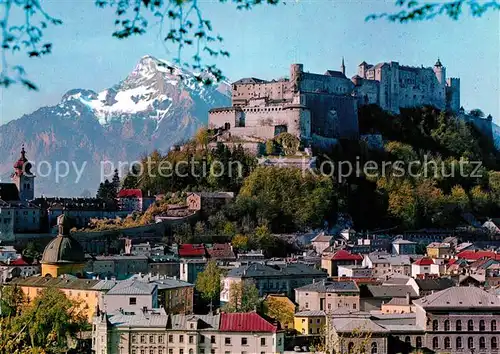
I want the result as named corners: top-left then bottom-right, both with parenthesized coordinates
top-left (300, 73), bottom-right (354, 95)
top-left (355, 80), bottom-right (379, 105)
top-left (303, 93), bottom-right (358, 139)
top-left (446, 78), bottom-right (460, 112)
top-left (232, 81), bottom-right (292, 103)
top-left (208, 109), bottom-right (238, 129)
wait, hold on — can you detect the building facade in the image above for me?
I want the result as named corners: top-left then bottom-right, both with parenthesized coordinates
top-left (295, 280), bottom-right (360, 312)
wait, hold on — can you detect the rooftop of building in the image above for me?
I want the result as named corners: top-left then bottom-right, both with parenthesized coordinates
top-left (392, 239), bottom-right (416, 245)
top-left (219, 312), bottom-right (278, 333)
top-left (414, 257), bottom-right (434, 266)
top-left (128, 274), bottom-right (194, 290)
top-left (311, 232), bottom-right (334, 243)
top-left (332, 317), bottom-right (389, 333)
top-left (295, 310), bottom-right (326, 317)
top-left (206, 243), bottom-right (236, 260)
top-left (364, 285), bottom-right (418, 298)
top-left (178, 244), bottom-right (207, 258)
top-left (295, 279), bottom-right (359, 293)
top-left (41, 215), bottom-right (86, 265)
top-left (365, 253), bottom-right (412, 265)
top-left (414, 286), bottom-right (500, 309)
top-left (106, 308), bottom-right (169, 328)
top-left (427, 242), bottom-right (451, 248)
top-left (105, 280), bottom-right (156, 296)
top-left (326, 250), bottom-right (363, 262)
top-left (8, 276), bottom-right (106, 290)
top-left (227, 262), bottom-right (327, 278)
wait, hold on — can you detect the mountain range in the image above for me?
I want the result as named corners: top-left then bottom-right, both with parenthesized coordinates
top-left (0, 56), bottom-right (231, 196)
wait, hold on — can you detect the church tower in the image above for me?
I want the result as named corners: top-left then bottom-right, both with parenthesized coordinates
top-left (341, 57), bottom-right (346, 76)
top-left (12, 145), bottom-right (35, 201)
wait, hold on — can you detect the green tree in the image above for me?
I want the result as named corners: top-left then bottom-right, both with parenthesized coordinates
top-left (195, 261), bottom-right (222, 311)
top-left (447, 185), bottom-right (469, 211)
top-left (231, 234), bottom-right (249, 251)
top-left (222, 280), bottom-right (260, 313)
top-left (112, 168), bottom-right (121, 193)
top-left (195, 127), bottom-right (210, 151)
top-left (5, 287), bottom-right (87, 352)
top-left (122, 165), bottom-right (140, 190)
top-left (265, 139), bottom-right (275, 156)
top-left (470, 185), bottom-right (491, 214)
top-left (96, 179), bottom-right (117, 200)
top-left (0, 285), bottom-right (25, 317)
top-left (262, 297), bottom-right (294, 329)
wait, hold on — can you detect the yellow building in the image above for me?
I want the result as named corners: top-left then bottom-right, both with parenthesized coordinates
top-left (41, 214), bottom-right (86, 277)
top-left (263, 294), bottom-right (297, 329)
top-left (7, 276), bottom-right (116, 321)
top-left (294, 310), bottom-right (326, 335)
top-left (426, 242), bottom-right (452, 259)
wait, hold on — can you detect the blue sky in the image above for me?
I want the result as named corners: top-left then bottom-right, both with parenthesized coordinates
top-left (0, 0), bottom-right (499, 124)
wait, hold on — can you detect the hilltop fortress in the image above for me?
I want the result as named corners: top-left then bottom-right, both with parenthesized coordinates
top-left (208, 58), bottom-right (461, 145)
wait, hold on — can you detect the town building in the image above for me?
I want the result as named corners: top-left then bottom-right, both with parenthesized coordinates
top-left (0, 258), bottom-right (40, 282)
top-left (337, 265), bottom-right (373, 278)
top-left (392, 239), bottom-right (417, 255)
top-left (221, 262), bottom-right (327, 303)
top-left (360, 284), bottom-right (418, 312)
top-left (295, 280), bottom-right (360, 312)
top-left (117, 189), bottom-right (155, 212)
top-left (484, 219), bottom-right (500, 237)
top-left (294, 310), bottom-right (326, 335)
top-left (311, 232), bottom-right (334, 255)
top-left (414, 286), bottom-right (500, 353)
top-left (362, 253), bottom-right (412, 277)
top-left (321, 250), bottom-right (363, 277)
top-left (262, 294), bottom-right (296, 329)
top-left (8, 276), bottom-right (117, 321)
top-left (103, 280), bottom-right (159, 313)
top-left (85, 254), bottom-right (150, 280)
top-left (92, 311), bottom-right (285, 354)
top-left (380, 295), bottom-right (414, 314)
top-left (411, 257), bottom-right (437, 278)
top-left (426, 242), bottom-right (453, 258)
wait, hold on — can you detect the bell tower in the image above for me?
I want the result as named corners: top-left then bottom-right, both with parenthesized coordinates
top-left (12, 145), bottom-right (35, 201)
top-left (341, 57), bottom-right (346, 76)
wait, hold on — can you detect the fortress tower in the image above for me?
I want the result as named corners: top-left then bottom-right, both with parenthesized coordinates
top-left (11, 145), bottom-right (35, 201)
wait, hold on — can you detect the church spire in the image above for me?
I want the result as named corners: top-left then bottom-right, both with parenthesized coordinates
top-left (341, 57), bottom-right (346, 75)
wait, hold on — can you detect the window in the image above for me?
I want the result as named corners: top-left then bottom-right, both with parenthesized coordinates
top-left (316, 319), bottom-right (320, 324)
top-left (168, 350), bottom-right (173, 354)
top-left (129, 297), bottom-right (137, 305)
top-left (159, 350), bottom-right (163, 354)
top-left (261, 338), bottom-right (266, 346)
top-left (168, 334), bottom-right (173, 343)
top-left (211, 336), bottom-right (216, 344)
top-left (468, 337), bottom-right (474, 349)
top-left (179, 350), bottom-right (184, 354)
top-left (348, 342), bottom-right (355, 353)
top-left (468, 319), bottom-right (474, 331)
top-left (179, 335), bottom-right (184, 343)
top-left (444, 337), bottom-right (450, 349)
top-left (456, 320), bottom-right (462, 331)
top-left (480, 337), bottom-right (486, 349)
top-left (432, 337), bottom-right (438, 349)
top-left (416, 336), bottom-right (422, 348)
top-left (225, 337), bottom-right (231, 345)
top-left (150, 350), bottom-right (154, 354)
top-left (480, 320), bottom-right (486, 331)
top-left (457, 337), bottom-right (463, 349)
top-left (149, 335), bottom-right (155, 343)
top-left (189, 335), bottom-right (194, 344)
top-left (200, 335), bottom-right (205, 343)
top-left (492, 337), bottom-right (498, 349)
top-left (211, 351), bottom-right (215, 354)
top-left (140, 335), bottom-right (146, 344)
top-left (200, 350), bottom-right (205, 354)
top-left (494, 320), bottom-right (498, 331)
top-left (132, 335), bottom-right (137, 343)
top-left (189, 350), bottom-right (193, 354)
top-left (305, 302), bottom-right (309, 309)
top-left (241, 337), bottom-right (248, 346)
top-left (444, 320), bottom-right (450, 331)
top-left (432, 320), bottom-right (438, 331)
top-left (158, 335), bottom-right (164, 344)
top-left (370, 342), bottom-right (377, 354)
top-left (405, 336), bottom-right (410, 344)
top-left (353, 303), bottom-right (357, 310)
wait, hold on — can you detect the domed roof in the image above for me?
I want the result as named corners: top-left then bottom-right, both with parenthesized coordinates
top-left (41, 215), bottom-right (85, 264)
top-left (13, 145), bottom-right (32, 174)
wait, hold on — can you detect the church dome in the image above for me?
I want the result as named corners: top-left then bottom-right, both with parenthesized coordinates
top-left (13, 145), bottom-right (32, 174)
top-left (41, 215), bottom-right (85, 264)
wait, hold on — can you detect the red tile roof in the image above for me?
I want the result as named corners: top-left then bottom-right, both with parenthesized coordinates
top-left (207, 243), bottom-right (236, 260)
top-left (414, 257), bottom-right (434, 266)
top-left (117, 189), bottom-right (143, 198)
top-left (178, 244), bottom-right (206, 257)
top-left (220, 312), bottom-right (277, 333)
top-left (329, 250), bottom-right (363, 262)
top-left (457, 250), bottom-right (500, 261)
top-left (10, 258), bottom-right (29, 266)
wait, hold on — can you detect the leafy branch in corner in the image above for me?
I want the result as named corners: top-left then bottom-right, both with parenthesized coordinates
top-left (0, 0), bottom-right (280, 90)
top-left (367, 0), bottom-right (500, 23)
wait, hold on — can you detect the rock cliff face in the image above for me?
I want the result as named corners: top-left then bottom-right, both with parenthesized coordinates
top-left (0, 56), bottom-right (231, 196)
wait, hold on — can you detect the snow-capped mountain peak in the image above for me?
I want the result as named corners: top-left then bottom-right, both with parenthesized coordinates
top-left (61, 55), bottom-right (230, 126)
